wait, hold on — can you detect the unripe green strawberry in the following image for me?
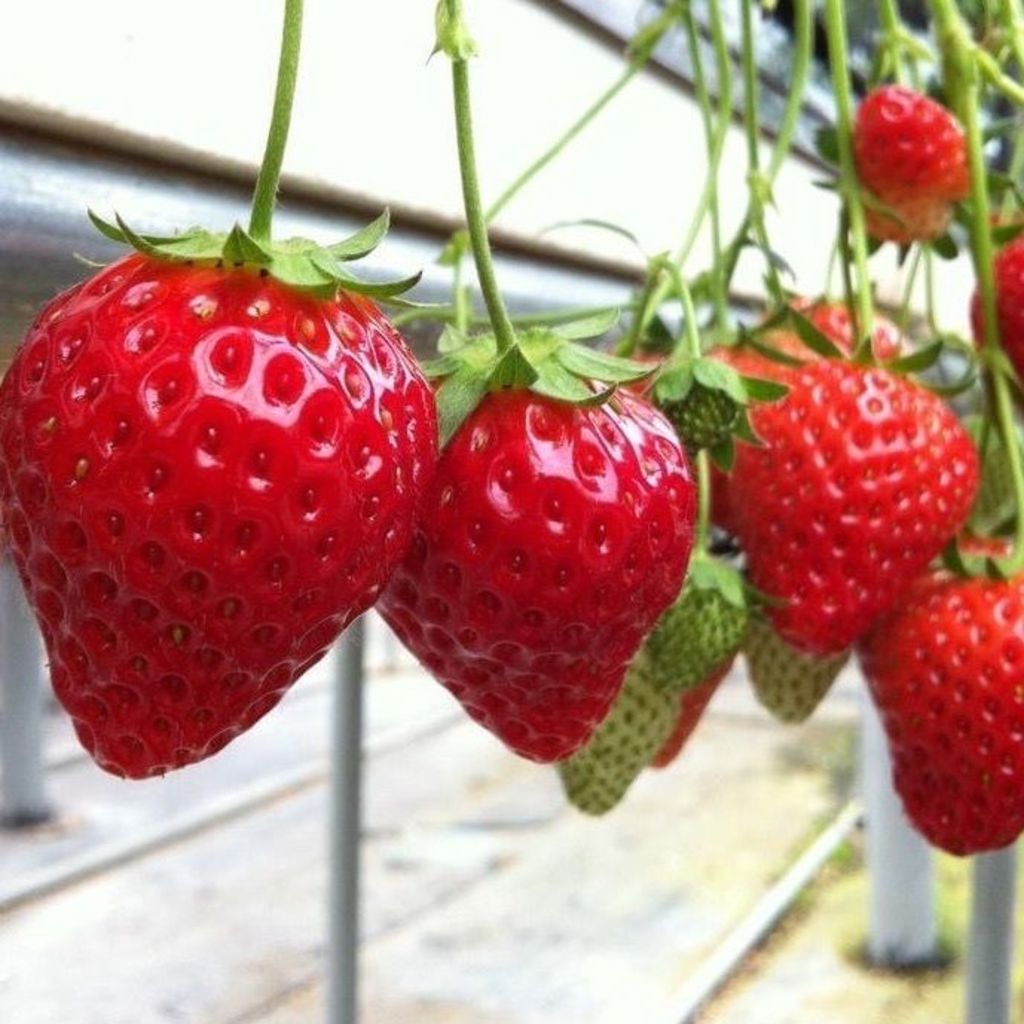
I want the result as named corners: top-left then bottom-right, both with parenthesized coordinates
top-left (746, 617), bottom-right (849, 724)
top-left (558, 649), bottom-right (678, 816)
top-left (662, 383), bottom-right (741, 452)
top-left (646, 560), bottom-right (748, 694)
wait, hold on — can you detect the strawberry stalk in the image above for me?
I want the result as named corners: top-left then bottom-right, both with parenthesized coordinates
top-left (445, 26), bottom-right (519, 360)
top-left (738, 0), bottom-right (784, 307)
top-left (823, 0), bottom-right (876, 353)
top-left (248, 0), bottom-right (304, 244)
top-left (932, 0), bottom-right (1024, 576)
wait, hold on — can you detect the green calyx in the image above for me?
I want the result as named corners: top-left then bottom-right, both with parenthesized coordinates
top-left (89, 209), bottom-right (421, 302)
top-left (424, 309), bottom-right (654, 445)
top-left (646, 554), bottom-right (750, 694)
top-left (434, 0), bottom-right (477, 60)
top-left (654, 353), bottom-right (786, 468)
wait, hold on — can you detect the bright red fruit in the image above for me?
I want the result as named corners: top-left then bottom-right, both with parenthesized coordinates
top-left (970, 236), bottom-right (1024, 378)
top-left (650, 658), bottom-right (730, 769)
top-left (378, 388), bottom-right (697, 762)
top-left (854, 85), bottom-right (969, 244)
top-left (861, 564), bottom-right (1024, 855)
top-left (796, 301), bottom-right (903, 362)
top-left (729, 360), bottom-right (977, 655)
top-left (0, 254), bottom-right (437, 778)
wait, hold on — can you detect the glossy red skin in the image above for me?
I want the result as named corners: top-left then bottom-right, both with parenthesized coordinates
top-left (0, 254), bottom-right (436, 778)
top-left (971, 236), bottom-right (1024, 378)
top-left (379, 388), bottom-right (696, 763)
top-left (650, 657), bottom-right (730, 769)
top-left (861, 568), bottom-right (1024, 855)
top-left (854, 86), bottom-right (968, 244)
top-left (729, 360), bottom-right (978, 655)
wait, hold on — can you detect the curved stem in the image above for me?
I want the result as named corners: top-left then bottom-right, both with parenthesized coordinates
top-left (249, 0), bottom-right (304, 243)
top-left (824, 0), bottom-right (875, 350)
top-left (932, 0), bottom-right (1024, 573)
top-left (485, 65), bottom-right (639, 225)
top-left (685, 9), bottom-right (728, 331)
top-left (451, 58), bottom-right (518, 354)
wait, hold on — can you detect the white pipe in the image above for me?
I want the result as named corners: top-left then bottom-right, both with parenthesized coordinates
top-left (327, 618), bottom-right (366, 1024)
top-left (966, 845), bottom-right (1017, 1024)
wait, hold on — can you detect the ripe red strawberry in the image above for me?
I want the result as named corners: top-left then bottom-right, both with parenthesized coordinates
top-left (970, 236), bottom-right (1024, 378)
top-left (0, 253), bottom-right (436, 778)
top-left (729, 360), bottom-right (977, 654)
top-left (854, 85), bottom-right (969, 244)
top-left (861, 560), bottom-right (1024, 855)
top-left (650, 657), bottom-right (731, 769)
top-left (379, 388), bottom-right (696, 762)
top-left (795, 301), bottom-right (903, 362)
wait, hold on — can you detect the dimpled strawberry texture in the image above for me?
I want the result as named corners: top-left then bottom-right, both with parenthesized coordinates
top-left (971, 236), bottom-right (1024, 378)
top-left (379, 389), bottom-right (697, 763)
top-left (854, 85), bottom-right (968, 244)
top-left (862, 571), bottom-right (1024, 855)
top-left (0, 253), bottom-right (436, 778)
top-left (730, 360), bottom-right (978, 655)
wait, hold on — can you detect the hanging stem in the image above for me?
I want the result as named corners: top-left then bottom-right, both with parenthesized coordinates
top-left (824, 0), bottom-right (876, 349)
top-left (249, 0), bottom-right (305, 243)
top-left (932, 0), bottom-right (1024, 573)
top-left (448, 30), bottom-right (518, 354)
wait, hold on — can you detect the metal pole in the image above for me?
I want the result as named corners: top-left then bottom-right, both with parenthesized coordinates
top-left (966, 845), bottom-right (1017, 1024)
top-left (861, 691), bottom-right (938, 966)
top-left (0, 559), bottom-right (51, 827)
top-left (327, 617), bottom-right (365, 1024)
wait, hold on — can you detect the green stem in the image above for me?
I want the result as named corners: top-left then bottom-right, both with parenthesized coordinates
top-left (932, 0), bottom-right (1024, 573)
top-left (685, 9), bottom-right (728, 331)
top-left (824, 0), bottom-right (876, 351)
top-left (451, 56), bottom-right (517, 354)
top-left (740, 0), bottom-right (784, 305)
top-left (1001, 126), bottom-right (1024, 221)
top-left (627, 0), bottom-right (732, 350)
top-left (877, 0), bottom-right (906, 84)
top-left (485, 65), bottom-right (640, 225)
top-left (897, 245), bottom-right (923, 335)
top-left (924, 248), bottom-right (940, 336)
top-left (249, 0), bottom-right (304, 243)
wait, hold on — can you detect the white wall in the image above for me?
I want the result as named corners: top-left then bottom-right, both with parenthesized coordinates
top-left (0, 0), bottom-right (973, 327)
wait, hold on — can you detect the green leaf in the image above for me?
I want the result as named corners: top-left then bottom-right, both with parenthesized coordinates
top-left (930, 233), bottom-right (958, 261)
top-left (437, 324), bottom-right (466, 354)
top-left (928, 363), bottom-right (978, 398)
top-left (269, 250), bottom-right (339, 291)
top-left (708, 434), bottom-right (736, 472)
top-left (740, 375), bottom-right (789, 402)
top-left (529, 359), bottom-right (602, 404)
top-left (654, 363), bottom-right (695, 403)
top-left (489, 346), bottom-right (538, 390)
top-left (994, 222), bottom-right (1024, 246)
top-left (692, 359), bottom-right (748, 404)
top-left (886, 340), bottom-right (944, 375)
top-left (329, 210), bottom-right (391, 261)
top-left (787, 307), bottom-right (845, 359)
top-left (551, 308), bottom-right (621, 341)
top-left (740, 332), bottom-right (805, 368)
top-left (434, 0), bottom-right (477, 60)
top-left (941, 537), bottom-right (971, 577)
top-left (88, 210), bottom-right (129, 244)
top-left (326, 259), bottom-right (423, 299)
top-left (435, 370), bottom-right (487, 447)
top-left (732, 407), bottom-right (762, 446)
top-left (542, 218), bottom-right (645, 257)
top-left (555, 342), bottom-right (652, 384)
top-left (814, 125), bottom-right (839, 164)
top-left (222, 224), bottom-right (271, 266)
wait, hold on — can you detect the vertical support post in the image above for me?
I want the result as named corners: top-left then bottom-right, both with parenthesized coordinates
top-left (0, 559), bottom-right (50, 828)
top-left (861, 691), bottom-right (937, 966)
top-left (327, 617), bottom-right (365, 1024)
top-left (966, 845), bottom-right (1017, 1024)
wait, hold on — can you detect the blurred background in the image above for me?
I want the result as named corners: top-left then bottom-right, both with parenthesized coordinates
top-left (0, 2), bottom-right (1011, 1023)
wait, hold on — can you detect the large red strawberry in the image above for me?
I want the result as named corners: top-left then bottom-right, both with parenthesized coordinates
top-left (729, 359), bottom-right (977, 654)
top-left (854, 85), bottom-right (969, 244)
top-left (379, 388), bottom-right (696, 762)
top-left (970, 235), bottom-right (1024, 378)
top-left (861, 559), bottom-right (1024, 855)
top-left (0, 252), bottom-right (436, 778)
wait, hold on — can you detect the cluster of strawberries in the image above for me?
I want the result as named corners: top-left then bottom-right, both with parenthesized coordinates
top-left (0, 76), bottom-right (1021, 864)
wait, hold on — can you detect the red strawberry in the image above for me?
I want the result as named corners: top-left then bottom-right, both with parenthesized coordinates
top-left (0, 254), bottom-right (436, 778)
top-left (854, 85), bottom-right (969, 244)
top-left (795, 300), bottom-right (904, 362)
top-left (650, 657), bottom-right (731, 769)
top-left (861, 558), bottom-right (1024, 855)
top-left (378, 388), bottom-right (696, 762)
top-left (729, 360), bottom-right (977, 654)
top-left (970, 235), bottom-right (1024, 378)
